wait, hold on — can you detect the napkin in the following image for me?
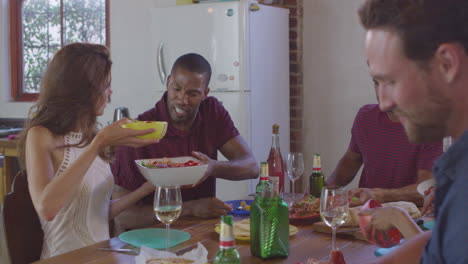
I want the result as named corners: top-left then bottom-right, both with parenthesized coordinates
top-left (135, 242), bottom-right (208, 264)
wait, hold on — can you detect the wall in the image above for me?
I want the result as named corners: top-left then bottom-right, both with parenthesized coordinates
top-left (303, 0), bottom-right (373, 188)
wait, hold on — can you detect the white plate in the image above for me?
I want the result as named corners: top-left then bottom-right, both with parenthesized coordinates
top-left (417, 179), bottom-right (435, 196)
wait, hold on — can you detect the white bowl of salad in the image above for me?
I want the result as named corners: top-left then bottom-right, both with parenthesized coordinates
top-left (135, 156), bottom-right (208, 187)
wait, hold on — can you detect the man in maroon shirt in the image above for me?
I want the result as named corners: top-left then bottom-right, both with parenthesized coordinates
top-left (111, 53), bottom-right (259, 230)
top-left (327, 100), bottom-right (442, 206)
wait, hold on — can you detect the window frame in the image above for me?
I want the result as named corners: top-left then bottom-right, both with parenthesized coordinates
top-left (9, 0), bottom-right (110, 102)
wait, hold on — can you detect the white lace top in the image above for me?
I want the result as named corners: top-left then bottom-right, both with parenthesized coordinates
top-left (40, 132), bottom-right (114, 259)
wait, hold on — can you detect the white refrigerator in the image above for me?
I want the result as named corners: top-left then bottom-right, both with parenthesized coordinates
top-left (114, 0), bottom-right (290, 200)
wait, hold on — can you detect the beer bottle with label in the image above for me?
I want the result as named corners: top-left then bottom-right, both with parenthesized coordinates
top-left (309, 153), bottom-right (324, 198)
top-left (256, 162), bottom-right (273, 195)
top-left (214, 215), bottom-right (241, 264)
top-left (267, 124), bottom-right (285, 194)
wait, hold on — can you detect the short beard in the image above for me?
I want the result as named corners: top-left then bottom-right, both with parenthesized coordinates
top-left (401, 83), bottom-right (451, 144)
top-left (405, 121), bottom-right (447, 144)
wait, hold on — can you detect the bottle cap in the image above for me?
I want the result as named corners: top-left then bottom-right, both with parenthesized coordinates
top-left (272, 124), bottom-right (279, 134)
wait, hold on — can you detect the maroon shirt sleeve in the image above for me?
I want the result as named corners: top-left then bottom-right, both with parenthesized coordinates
top-left (349, 107), bottom-right (364, 154)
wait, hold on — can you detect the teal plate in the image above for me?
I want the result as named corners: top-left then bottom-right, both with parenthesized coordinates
top-left (423, 220), bottom-right (435, 230)
top-left (119, 228), bottom-right (190, 249)
top-left (375, 245), bottom-right (400, 257)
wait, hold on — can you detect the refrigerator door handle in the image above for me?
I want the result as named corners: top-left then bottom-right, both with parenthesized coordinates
top-left (157, 42), bottom-right (167, 85)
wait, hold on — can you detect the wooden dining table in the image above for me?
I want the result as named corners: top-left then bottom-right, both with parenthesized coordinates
top-left (32, 215), bottom-right (379, 264)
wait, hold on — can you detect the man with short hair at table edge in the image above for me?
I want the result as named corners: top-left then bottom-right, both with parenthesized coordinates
top-left (111, 53), bottom-right (259, 231)
top-left (326, 103), bottom-right (442, 207)
top-left (357, 0), bottom-right (468, 263)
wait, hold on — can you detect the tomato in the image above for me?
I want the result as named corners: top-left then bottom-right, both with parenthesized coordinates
top-left (184, 161), bottom-right (194, 166)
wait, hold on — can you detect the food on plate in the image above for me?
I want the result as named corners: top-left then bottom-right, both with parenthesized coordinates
top-left (235, 200), bottom-right (250, 211)
top-left (140, 157), bottom-right (202, 168)
top-left (233, 218), bottom-right (251, 238)
top-left (240, 200), bottom-right (247, 208)
top-left (343, 201), bottom-right (421, 227)
top-left (146, 258), bottom-right (194, 264)
top-left (289, 195), bottom-right (320, 217)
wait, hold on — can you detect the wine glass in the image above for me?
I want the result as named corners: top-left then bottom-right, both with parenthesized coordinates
top-left (154, 186), bottom-right (182, 251)
top-left (286, 152), bottom-right (304, 205)
top-left (320, 186), bottom-right (349, 251)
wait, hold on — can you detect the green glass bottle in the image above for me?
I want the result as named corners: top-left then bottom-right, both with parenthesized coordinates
top-left (250, 184), bottom-right (289, 259)
top-left (214, 215), bottom-right (241, 264)
top-left (309, 153), bottom-right (325, 198)
top-left (256, 162), bottom-right (273, 195)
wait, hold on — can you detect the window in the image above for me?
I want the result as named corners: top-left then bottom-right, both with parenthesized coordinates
top-left (9, 0), bottom-right (109, 101)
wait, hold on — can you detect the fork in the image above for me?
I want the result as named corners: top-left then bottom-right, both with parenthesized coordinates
top-left (97, 248), bottom-right (140, 255)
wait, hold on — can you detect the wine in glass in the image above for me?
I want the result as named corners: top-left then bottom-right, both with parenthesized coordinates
top-left (320, 186), bottom-right (349, 251)
top-left (286, 152), bottom-right (304, 205)
top-left (154, 186), bottom-right (182, 251)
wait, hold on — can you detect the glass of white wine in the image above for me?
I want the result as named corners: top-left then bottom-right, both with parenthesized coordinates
top-left (320, 186), bottom-right (349, 251)
top-left (154, 185), bottom-right (182, 251)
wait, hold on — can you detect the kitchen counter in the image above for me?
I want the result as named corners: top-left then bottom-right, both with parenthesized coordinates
top-left (0, 138), bottom-right (19, 205)
top-left (0, 137), bottom-right (18, 150)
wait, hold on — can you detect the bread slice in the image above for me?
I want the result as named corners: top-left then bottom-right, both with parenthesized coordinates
top-left (342, 201), bottom-right (421, 227)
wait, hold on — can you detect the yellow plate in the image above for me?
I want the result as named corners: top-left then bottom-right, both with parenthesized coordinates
top-left (214, 218), bottom-right (298, 241)
top-left (121, 121), bottom-right (168, 139)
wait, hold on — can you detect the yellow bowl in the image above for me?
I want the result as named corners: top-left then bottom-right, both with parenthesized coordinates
top-left (121, 121), bottom-right (168, 139)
